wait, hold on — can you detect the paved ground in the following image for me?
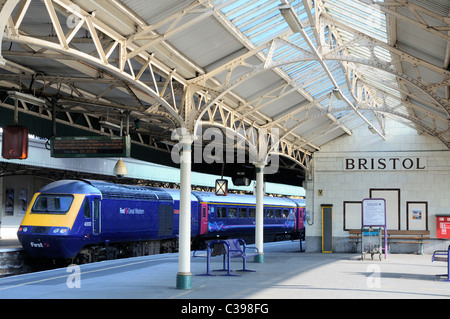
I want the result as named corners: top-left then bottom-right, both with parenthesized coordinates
top-left (0, 241), bottom-right (448, 301)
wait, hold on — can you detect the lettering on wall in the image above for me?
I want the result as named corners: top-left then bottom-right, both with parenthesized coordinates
top-left (344, 157), bottom-right (426, 171)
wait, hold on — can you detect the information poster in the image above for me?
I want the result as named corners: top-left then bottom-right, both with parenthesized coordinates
top-left (362, 198), bottom-right (388, 259)
top-left (362, 198), bottom-right (386, 227)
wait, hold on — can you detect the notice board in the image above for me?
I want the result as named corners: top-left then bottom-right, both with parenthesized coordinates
top-left (362, 198), bottom-right (388, 259)
top-left (362, 198), bottom-right (386, 227)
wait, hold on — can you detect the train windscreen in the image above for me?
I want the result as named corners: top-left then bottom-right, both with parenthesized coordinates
top-left (31, 194), bottom-right (74, 215)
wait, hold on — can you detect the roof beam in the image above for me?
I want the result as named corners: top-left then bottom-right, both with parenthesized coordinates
top-left (279, 0), bottom-right (387, 140)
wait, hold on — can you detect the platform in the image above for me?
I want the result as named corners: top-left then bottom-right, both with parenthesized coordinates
top-left (0, 239), bottom-right (22, 252)
top-left (0, 241), bottom-right (448, 301)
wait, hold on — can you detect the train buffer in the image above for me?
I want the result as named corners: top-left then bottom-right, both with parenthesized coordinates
top-left (432, 245), bottom-right (450, 281)
top-left (193, 238), bottom-right (259, 276)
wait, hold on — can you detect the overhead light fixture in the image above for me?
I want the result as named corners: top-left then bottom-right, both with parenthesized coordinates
top-left (279, 4), bottom-right (303, 33)
top-left (99, 120), bottom-right (121, 131)
top-left (332, 89), bottom-right (343, 100)
top-left (7, 91), bottom-right (46, 107)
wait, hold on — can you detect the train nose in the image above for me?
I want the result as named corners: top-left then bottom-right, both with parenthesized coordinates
top-left (17, 226), bottom-right (78, 259)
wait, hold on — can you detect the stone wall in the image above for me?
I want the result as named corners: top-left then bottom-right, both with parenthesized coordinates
top-left (305, 119), bottom-right (450, 254)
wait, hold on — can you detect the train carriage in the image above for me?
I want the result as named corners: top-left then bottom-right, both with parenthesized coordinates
top-left (17, 179), bottom-right (304, 262)
top-left (192, 192), bottom-right (303, 244)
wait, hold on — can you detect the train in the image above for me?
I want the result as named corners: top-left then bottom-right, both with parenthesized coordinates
top-left (17, 179), bottom-right (305, 263)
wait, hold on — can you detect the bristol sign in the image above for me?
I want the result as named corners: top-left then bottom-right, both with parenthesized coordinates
top-left (344, 157), bottom-right (427, 171)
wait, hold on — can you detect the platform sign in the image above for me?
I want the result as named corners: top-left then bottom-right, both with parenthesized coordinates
top-left (50, 135), bottom-right (130, 158)
top-left (362, 198), bottom-right (386, 227)
top-left (362, 198), bottom-right (387, 259)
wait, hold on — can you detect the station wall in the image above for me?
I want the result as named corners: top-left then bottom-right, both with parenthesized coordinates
top-left (304, 119), bottom-right (450, 254)
top-left (0, 176), bottom-right (48, 239)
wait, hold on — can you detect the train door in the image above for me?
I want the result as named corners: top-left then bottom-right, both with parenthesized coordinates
top-left (297, 207), bottom-right (304, 230)
top-left (92, 197), bottom-right (101, 235)
top-left (200, 203), bottom-right (208, 235)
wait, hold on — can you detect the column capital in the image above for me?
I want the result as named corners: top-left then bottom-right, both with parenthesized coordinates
top-left (253, 161), bottom-right (266, 169)
top-left (171, 128), bottom-right (197, 146)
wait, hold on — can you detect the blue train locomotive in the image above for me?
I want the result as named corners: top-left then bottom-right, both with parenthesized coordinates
top-left (17, 179), bottom-right (305, 262)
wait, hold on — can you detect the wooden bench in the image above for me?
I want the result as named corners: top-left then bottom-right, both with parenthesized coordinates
top-left (432, 246), bottom-right (450, 281)
top-left (193, 238), bottom-right (259, 276)
top-left (348, 229), bottom-right (430, 254)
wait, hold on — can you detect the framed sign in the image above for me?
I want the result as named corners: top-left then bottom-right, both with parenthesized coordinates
top-left (362, 198), bottom-right (388, 259)
top-left (407, 201), bottom-right (428, 231)
top-left (362, 198), bottom-right (386, 227)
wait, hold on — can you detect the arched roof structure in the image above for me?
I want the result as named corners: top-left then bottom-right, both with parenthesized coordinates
top-left (0, 0), bottom-right (449, 184)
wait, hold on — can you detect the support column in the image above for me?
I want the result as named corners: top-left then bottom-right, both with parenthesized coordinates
top-left (254, 162), bottom-right (265, 263)
top-left (176, 135), bottom-right (195, 290)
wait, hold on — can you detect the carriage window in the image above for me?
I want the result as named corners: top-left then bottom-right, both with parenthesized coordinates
top-left (83, 198), bottom-right (91, 218)
top-left (283, 209), bottom-right (290, 218)
top-left (266, 209), bottom-right (274, 218)
top-left (238, 207), bottom-right (247, 218)
top-left (217, 206), bottom-right (227, 218)
top-left (229, 207), bottom-right (237, 218)
top-left (248, 208), bottom-right (256, 218)
top-left (275, 209), bottom-right (282, 218)
top-left (32, 194), bottom-right (74, 215)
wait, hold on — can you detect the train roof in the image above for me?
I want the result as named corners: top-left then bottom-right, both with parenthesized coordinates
top-left (192, 191), bottom-right (300, 207)
top-left (86, 180), bottom-right (172, 201)
top-left (38, 180), bottom-right (305, 207)
top-left (39, 180), bottom-right (102, 195)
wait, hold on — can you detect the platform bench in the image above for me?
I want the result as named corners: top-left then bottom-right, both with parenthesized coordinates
top-left (432, 246), bottom-right (450, 281)
top-left (349, 229), bottom-right (430, 254)
top-left (193, 238), bottom-right (259, 276)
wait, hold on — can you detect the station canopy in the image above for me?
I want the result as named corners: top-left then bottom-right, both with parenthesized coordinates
top-left (0, 0), bottom-right (449, 185)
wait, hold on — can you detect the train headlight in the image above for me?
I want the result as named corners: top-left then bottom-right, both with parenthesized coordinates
top-left (52, 227), bottom-right (69, 234)
top-left (19, 226), bottom-right (28, 232)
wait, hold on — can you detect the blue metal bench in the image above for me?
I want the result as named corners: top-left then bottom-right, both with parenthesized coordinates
top-left (193, 238), bottom-right (259, 276)
top-left (432, 245), bottom-right (450, 281)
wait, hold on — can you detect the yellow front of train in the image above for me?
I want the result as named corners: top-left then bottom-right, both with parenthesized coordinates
top-left (17, 190), bottom-right (86, 258)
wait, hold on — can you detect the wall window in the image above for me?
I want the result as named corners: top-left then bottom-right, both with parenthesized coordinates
top-left (4, 189), bottom-right (14, 216)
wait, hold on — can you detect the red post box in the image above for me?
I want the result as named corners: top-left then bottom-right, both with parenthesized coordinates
top-left (436, 216), bottom-right (450, 239)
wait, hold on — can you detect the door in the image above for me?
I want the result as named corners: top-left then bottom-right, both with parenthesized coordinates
top-left (200, 203), bottom-right (208, 235)
top-left (92, 197), bottom-right (101, 235)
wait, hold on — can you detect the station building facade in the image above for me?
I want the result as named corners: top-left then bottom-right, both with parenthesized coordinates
top-left (304, 118), bottom-right (450, 254)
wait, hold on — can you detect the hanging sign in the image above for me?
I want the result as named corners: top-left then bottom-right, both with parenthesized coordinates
top-left (50, 135), bottom-right (130, 158)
